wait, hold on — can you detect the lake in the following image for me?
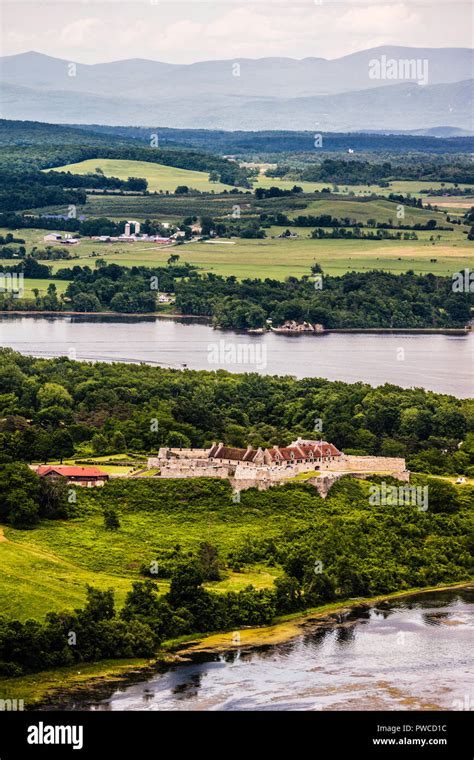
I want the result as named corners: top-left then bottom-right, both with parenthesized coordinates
top-left (58, 589), bottom-right (474, 711)
top-left (0, 314), bottom-right (472, 397)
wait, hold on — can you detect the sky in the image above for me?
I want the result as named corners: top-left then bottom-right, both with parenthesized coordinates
top-left (0, 0), bottom-right (472, 64)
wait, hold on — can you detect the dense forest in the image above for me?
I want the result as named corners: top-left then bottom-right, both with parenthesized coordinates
top-left (0, 350), bottom-right (472, 476)
top-left (0, 143), bottom-right (250, 185)
top-left (175, 270), bottom-right (472, 330)
top-left (64, 123), bottom-right (474, 156)
top-left (0, 472), bottom-right (472, 677)
top-left (268, 158), bottom-right (474, 185)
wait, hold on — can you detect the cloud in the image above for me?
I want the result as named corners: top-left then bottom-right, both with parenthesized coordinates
top-left (58, 18), bottom-right (103, 47)
top-left (0, 0), bottom-right (470, 63)
top-left (336, 3), bottom-right (420, 36)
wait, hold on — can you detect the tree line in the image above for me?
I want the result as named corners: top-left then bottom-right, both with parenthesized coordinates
top-left (0, 350), bottom-right (472, 476)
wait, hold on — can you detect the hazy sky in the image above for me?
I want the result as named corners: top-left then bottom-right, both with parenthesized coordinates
top-left (1, 0), bottom-right (472, 63)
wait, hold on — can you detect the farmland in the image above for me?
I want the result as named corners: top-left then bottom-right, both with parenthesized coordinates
top-left (1, 227), bottom-right (471, 279)
top-left (51, 157), bottom-right (474, 203)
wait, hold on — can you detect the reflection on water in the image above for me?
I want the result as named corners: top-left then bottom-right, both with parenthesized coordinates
top-left (69, 589), bottom-right (473, 712)
top-left (0, 314), bottom-right (472, 396)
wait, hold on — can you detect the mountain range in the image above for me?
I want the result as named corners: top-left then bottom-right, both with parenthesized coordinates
top-left (0, 48), bottom-right (472, 131)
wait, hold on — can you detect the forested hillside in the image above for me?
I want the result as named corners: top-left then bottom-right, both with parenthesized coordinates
top-left (0, 350), bottom-right (472, 476)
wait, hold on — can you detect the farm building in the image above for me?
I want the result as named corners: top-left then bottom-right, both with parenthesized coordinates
top-left (35, 465), bottom-right (109, 487)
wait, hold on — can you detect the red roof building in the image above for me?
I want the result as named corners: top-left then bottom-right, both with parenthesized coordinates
top-left (36, 465), bottom-right (109, 486)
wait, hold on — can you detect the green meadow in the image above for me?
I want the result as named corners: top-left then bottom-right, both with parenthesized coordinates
top-left (254, 174), bottom-right (474, 199)
top-left (50, 158), bottom-right (233, 193)
top-left (50, 157), bottom-right (474, 202)
top-left (1, 229), bottom-right (472, 280)
top-left (0, 481), bottom-right (286, 622)
top-left (21, 278), bottom-right (70, 297)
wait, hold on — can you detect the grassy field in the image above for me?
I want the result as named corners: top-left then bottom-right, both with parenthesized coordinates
top-left (253, 175), bottom-right (474, 198)
top-left (50, 158), bottom-right (234, 193)
top-left (288, 198), bottom-right (453, 225)
top-left (0, 233), bottom-right (474, 284)
top-left (50, 158), bottom-right (474, 205)
top-left (3, 188), bottom-right (472, 281)
top-left (0, 494), bottom-right (284, 622)
top-left (2, 229), bottom-right (472, 280)
top-left (22, 277), bottom-right (70, 297)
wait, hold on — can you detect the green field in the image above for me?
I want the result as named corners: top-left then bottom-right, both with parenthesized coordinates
top-left (51, 157), bottom-right (474, 202)
top-left (50, 158), bottom-right (234, 193)
top-left (254, 174), bottom-right (474, 199)
top-left (0, 486), bottom-right (285, 622)
top-left (288, 198), bottom-right (452, 225)
top-left (22, 277), bottom-right (70, 297)
top-left (1, 228), bottom-right (472, 280)
top-left (4, 182), bottom-right (473, 281)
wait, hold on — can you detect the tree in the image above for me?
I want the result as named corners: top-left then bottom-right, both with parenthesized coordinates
top-left (110, 431), bottom-right (126, 452)
top-left (168, 563), bottom-right (205, 607)
top-left (38, 475), bottom-right (72, 519)
top-left (198, 542), bottom-right (221, 581)
top-left (71, 292), bottom-right (102, 312)
top-left (166, 431), bottom-right (191, 448)
top-left (91, 433), bottom-right (109, 455)
top-left (209, 171), bottom-right (220, 183)
top-left (37, 382), bottom-right (73, 409)
top-left (426, 477), bottom-right (461, 513)
top-left (82, 586), bottom-right (115, 621)
top-left (0, 463), bottom-right (40, 527)
top-left (50, 429), bottom-right (75, 461)
top-left (104, 507), bottom-right (120, 530)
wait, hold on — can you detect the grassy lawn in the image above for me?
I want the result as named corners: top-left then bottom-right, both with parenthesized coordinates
top-left (49, 158), bottom-right (234, 193)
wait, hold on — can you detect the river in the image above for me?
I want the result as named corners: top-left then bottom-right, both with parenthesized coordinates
top-left (60, 589), bottom-right (473, 711)
top-left (0, 315), bottom-right (472, 397)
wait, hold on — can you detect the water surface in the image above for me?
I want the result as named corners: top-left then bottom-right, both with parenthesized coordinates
top-left (0, 315), bottom-right (472, 397)
top-left (79, 589), bottom-right (474, 711)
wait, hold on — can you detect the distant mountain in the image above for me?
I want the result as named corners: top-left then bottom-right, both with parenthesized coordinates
top-left (1, 47), bottom-right (473, 97)
top-left (0, 48), bottom-right (472, 131)
top-left (1, 79), bottom-right (472, 132)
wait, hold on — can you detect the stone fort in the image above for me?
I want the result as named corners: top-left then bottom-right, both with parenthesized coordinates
top-left (147, 438), bottom-right (409, 497)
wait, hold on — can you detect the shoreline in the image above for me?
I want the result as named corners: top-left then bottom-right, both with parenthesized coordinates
top-left (4, 580), bottom-right (472, 710)
top-left (0, 310), bottom-right (469, 335)
top-left (171, 580), bottom-right (474, 656)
